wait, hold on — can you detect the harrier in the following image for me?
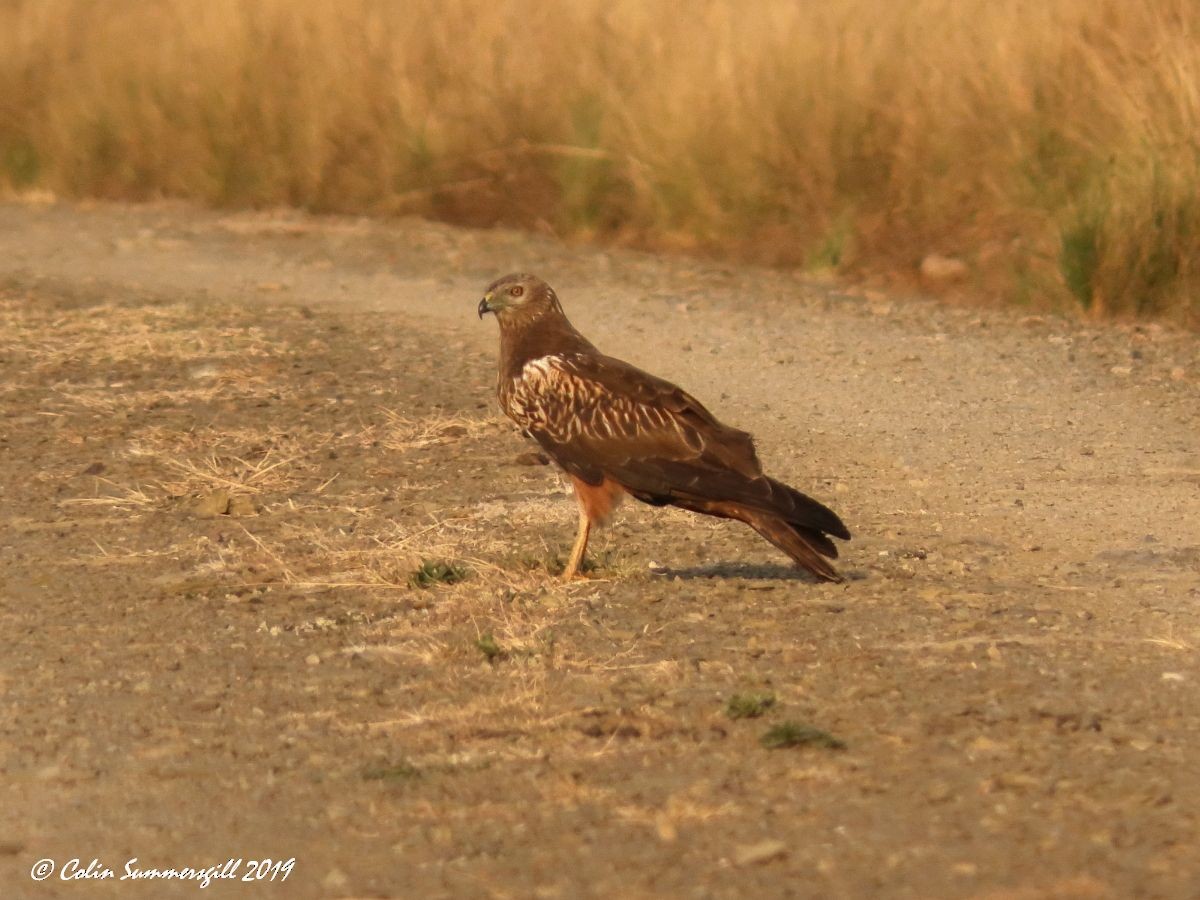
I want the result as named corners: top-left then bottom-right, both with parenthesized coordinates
top-left (478, 274), bottom-right (850, 581)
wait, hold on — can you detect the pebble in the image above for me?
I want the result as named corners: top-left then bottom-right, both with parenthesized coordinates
top-left (734, 839), bottom-right (788, 867)
top-left (227, 494), bottom-right (258, 517)
top-left (920, 254), bottom-right (969, 284)
top-left (322, 869), bottom-right (349, 890)
top-left (927, 781), bottom-right (954, 802)
top-left (188, 489), bottom-right (230, 518)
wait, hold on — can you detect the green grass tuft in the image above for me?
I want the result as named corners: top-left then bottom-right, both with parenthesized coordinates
top-left (1060, 213), bottom-right (1103, 310)
top-left (726, 692), bottom-right (777, 720)
top-left (408, 560), bottom-right (468, 589)
top-left (0, 138), bottom-right (40, 187)
top-left (515, 548), bottom-right (613, 577)
top-left (806, 211), bottom-right (856, 271)
top-left (761, 721), bottom-right (846, 751)
top-left (475, 632), bottom-right (504, 662)
top-left (363, 761), bottom-right (420, 782)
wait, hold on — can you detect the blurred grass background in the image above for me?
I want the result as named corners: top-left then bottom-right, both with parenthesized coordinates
top-left (1, 0), bottom-right (1197, 320)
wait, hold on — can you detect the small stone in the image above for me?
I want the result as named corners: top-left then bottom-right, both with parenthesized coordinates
top-left (969, 736), bottom-right (1003, 753)
top-left (1170, 367), bottom-right (1186, 381)
top-left (996, 772), bottom-right (1039, 790)
top-left (18, 188), bottom-right (57, 206)
top-left (514, 451), bottom-right (550, 466)
top-left (655, 814), bottom-right (678, 843)
top-left (1110, 365), bottom-right (1132, 376)
top-left (920, 254), bottom-right (969, 284)
top-left (227, 494), bottom-right (258, 518)
top-left (322, 869), bottom-right (349, 891)
top-left (927, 781), bottom-right (954, 803)
top-left (189, 364), bottom-right (219, 380)
top-left (188, 489), bottom-right (231, 518)
top-left (305, 654), bottom-right (321, 666)
top-left (80, 462), bottom-right (105, 476)
top-left (734, 839), bottom-right (788, 867)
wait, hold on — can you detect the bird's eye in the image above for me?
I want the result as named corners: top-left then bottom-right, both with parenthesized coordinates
top-left (509, 285), bottom-right (524, 298)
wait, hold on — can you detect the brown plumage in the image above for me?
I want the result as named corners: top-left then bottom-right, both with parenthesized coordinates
top-left (478, 273), bottom-right (850, 581)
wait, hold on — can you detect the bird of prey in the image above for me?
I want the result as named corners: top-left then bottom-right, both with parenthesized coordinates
top-left (478, 274), bottom-right (850, 582)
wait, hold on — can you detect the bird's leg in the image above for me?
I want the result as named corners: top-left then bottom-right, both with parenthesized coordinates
top-left (562, 503), bottom-right (591, 581)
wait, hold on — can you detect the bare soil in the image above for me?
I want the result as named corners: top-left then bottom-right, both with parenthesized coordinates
top-left (1, 200), bottom-right (1199, 899)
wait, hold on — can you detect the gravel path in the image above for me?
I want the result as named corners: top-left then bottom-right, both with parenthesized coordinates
top-left (2, 200), bottom-right (1198, 898)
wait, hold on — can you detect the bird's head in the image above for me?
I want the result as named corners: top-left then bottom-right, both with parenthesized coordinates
top-left (478, 273), bottom-right (562, 325)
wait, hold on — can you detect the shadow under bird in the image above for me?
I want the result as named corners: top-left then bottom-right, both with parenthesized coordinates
top-left (478, 274), bottom-right (851, 582)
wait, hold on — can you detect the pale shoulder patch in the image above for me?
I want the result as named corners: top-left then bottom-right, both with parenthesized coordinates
top-left (520, 355), bottom-right (563, 380)
top-left (517, 354), bottom-right (578, 389)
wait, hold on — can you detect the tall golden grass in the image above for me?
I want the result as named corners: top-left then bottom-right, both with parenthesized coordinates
top-left (1, 0), bottom-right (1198, 319)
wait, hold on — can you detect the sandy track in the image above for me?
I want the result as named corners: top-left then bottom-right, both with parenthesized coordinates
top-left (1, 200), bottom-right (1198, 898)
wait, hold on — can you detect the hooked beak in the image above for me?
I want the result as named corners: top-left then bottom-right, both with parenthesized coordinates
top-left (477, 293), bottom-right (494, 319)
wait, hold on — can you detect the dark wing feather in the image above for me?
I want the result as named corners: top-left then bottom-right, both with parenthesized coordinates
top-left (518, 352), bottom-right (849, 542)
top-left (571, 353), bottom-right (763, 479)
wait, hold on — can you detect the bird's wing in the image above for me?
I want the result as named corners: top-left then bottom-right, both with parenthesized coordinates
top-left (519, 352), bottom-right (848, 541)
top-left (517, 351), bottom-right (758, 479)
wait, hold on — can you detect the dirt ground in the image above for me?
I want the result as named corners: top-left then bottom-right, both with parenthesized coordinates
top-left (1, 200), bottom-right (1198, 899)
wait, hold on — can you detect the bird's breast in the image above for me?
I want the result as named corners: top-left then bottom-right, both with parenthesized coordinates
top-left (499, 354), bottom-right (569, 432)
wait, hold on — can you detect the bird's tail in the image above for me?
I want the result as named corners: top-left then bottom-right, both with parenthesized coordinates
top-left (667, 496), bottom-right (844, 583)
top-left (616, 459), bottom-right (849, 580)
top-left (737, 508), bottom-right (844, 583)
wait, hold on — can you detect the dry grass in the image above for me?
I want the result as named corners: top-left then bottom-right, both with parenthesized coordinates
top-left (5, 285), bottom-right (681, 773)
top-left (1, 283), bottom-right (638, 624)
top-left (1, 0), bottom-right (1199, 320)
